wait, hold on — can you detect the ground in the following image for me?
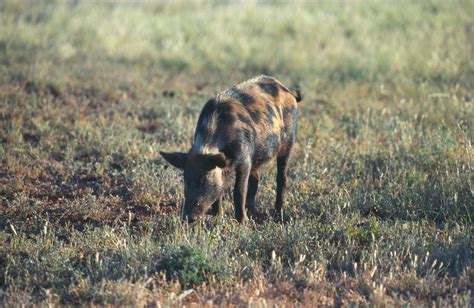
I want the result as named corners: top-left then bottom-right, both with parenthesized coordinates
top-left (0, 0), bottom-right (473, 306)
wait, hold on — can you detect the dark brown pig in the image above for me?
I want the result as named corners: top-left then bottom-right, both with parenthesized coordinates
top-left (160, 75), bottom-right (302, 223)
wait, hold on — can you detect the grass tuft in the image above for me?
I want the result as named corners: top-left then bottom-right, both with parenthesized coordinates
top-left (157, 244), bottom-right (228, 288)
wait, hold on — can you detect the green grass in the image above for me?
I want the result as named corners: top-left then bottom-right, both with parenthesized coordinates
top-left (1, 0), bottom-right (473, 305)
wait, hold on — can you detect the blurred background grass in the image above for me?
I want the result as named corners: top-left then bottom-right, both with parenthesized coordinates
top-left (0, 0), bottom-right (473, 306)
top-left (1, 0), bottom-right (472, 85)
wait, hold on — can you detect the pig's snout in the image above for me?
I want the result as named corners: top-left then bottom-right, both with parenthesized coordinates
top-left (181, 202), bottom-right (205, 224)
top-left (182, 213), bottom-right (199, 224)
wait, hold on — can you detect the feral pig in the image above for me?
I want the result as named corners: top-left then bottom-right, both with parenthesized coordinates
top-left (160, 75), bottom-right (302, 224)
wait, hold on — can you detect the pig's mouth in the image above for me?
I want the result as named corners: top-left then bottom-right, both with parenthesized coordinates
top-left (181, 200), bottom-right (209, 224)
top-left (182, 212), bottom-right (203, 224)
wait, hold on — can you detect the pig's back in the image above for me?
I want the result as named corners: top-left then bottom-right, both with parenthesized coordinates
top-left (193, 76), bottom-right (299, 167)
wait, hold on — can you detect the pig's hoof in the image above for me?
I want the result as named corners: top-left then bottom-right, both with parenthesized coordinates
top-left (272, 210), bottom-right (283, 223)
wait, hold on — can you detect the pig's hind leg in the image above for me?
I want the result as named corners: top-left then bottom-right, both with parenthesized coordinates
top-left (245, 170), bottom-right (259, 218)
top-left (274, 154), bottom-right (290, 222)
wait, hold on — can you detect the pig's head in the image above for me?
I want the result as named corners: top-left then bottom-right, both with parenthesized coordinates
top-left (160, 151), bottom-right (227, 223)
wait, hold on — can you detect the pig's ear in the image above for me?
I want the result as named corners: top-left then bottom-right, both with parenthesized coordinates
top-left (206, 153), bottom-right (227, 169)
top-left (160, 151), bottom-right (187, 169)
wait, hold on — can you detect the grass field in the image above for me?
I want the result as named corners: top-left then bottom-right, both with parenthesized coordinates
top-left (1, 0), bottom-right (473, 306)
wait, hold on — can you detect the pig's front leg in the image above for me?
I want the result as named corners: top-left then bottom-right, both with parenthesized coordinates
top-left (207, 195), bottom-right (223, 217)
top-left (233, 164), bottom-right (250, 223)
